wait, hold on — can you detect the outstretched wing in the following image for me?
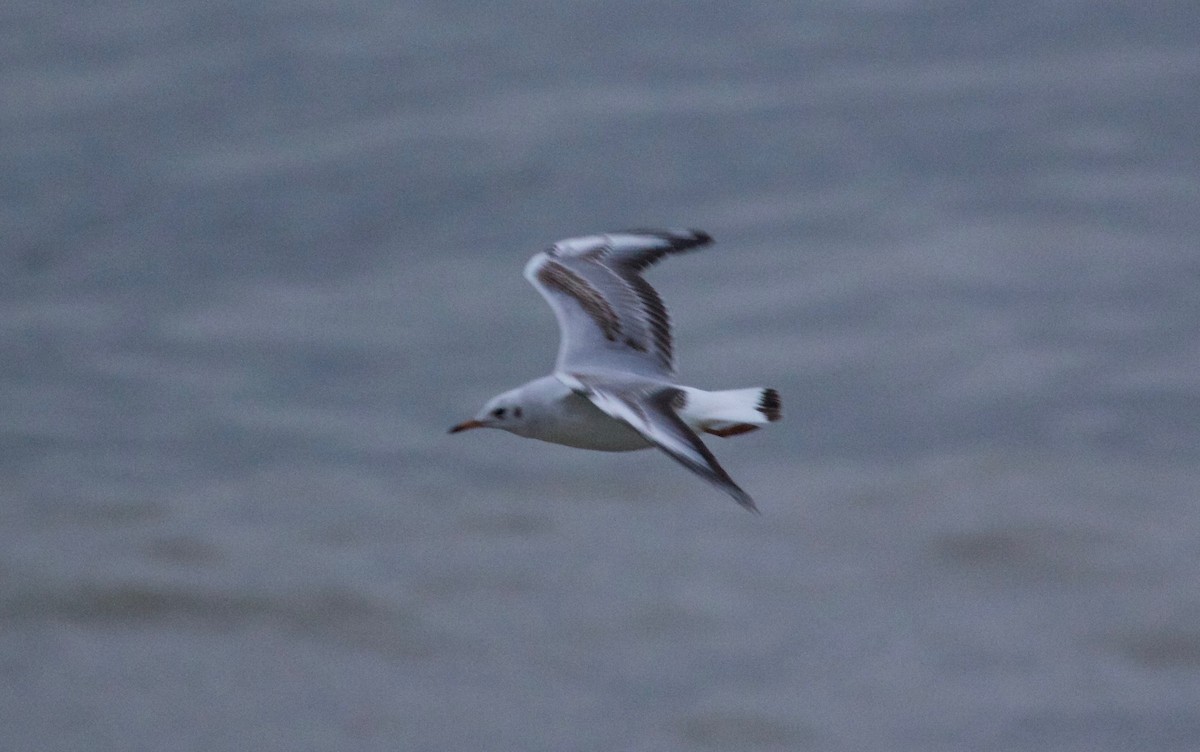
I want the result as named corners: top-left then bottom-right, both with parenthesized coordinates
top-left (570, 378), bottom-right (758, 512)
top-left (523, 229), bottom-right (712, 378)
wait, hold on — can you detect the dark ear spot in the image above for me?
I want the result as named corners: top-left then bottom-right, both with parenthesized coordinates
top-left (513, 407), bottom-right (523, 419)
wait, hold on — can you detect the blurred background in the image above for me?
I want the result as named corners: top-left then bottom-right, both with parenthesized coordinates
top-left (3, 1), bottom-right (1199, 750)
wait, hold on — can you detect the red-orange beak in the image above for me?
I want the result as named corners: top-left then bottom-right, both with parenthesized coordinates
top-left (448, 419), bottom-right (487, 434)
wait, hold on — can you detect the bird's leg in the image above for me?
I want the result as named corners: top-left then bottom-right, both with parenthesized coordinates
top-left (703, 424), bottom-right (760, 438)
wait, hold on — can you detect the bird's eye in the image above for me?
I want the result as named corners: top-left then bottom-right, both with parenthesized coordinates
top-left (491, 408), bottom-right (506, 419)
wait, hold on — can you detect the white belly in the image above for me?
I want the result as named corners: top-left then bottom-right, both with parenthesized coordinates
top-left (530, 391), bottom-right (652, 451)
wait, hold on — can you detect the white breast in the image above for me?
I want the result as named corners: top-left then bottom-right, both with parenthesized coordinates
top-left (526, 390), bottom-right (652, 452)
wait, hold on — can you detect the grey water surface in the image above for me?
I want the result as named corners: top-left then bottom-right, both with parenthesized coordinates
top-left (4, 1), bottom-right (1200, 750)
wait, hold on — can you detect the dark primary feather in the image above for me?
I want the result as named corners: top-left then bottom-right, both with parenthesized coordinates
top-left (758, 388), bottom-right (782, 422)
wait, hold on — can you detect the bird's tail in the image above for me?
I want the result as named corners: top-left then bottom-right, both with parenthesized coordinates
top-left (677, 387), bottom-right (781, 438)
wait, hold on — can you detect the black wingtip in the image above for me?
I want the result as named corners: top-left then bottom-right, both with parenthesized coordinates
top-left (619, 228), bottom-right (713, 251)
top-left (758, 388), bottom-right (782, 422)
top-left (733, 489), bottom-right (760, 514)
top-left (672, 228), bottom-right (713, 250)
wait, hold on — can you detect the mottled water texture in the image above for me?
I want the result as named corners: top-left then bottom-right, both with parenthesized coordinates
top-left (3, 1), bottom-right (1200, 750)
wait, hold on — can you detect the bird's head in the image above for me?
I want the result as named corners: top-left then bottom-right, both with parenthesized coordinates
top-left (449, 389), bottom-right (530, 436)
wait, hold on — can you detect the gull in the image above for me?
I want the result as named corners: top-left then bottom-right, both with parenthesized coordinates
top-left (450, 229), bottom-right (780, 512)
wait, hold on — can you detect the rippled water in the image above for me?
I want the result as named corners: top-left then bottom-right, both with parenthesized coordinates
top-left (4, 1), bottom-right (1200, 750)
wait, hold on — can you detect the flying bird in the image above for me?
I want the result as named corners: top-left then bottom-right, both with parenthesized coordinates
top-left (450, 229), bottom-right (780, 511)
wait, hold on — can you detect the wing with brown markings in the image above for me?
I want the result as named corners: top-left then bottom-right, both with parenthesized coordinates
top-left (523, 229), bottom-right (713, 378)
